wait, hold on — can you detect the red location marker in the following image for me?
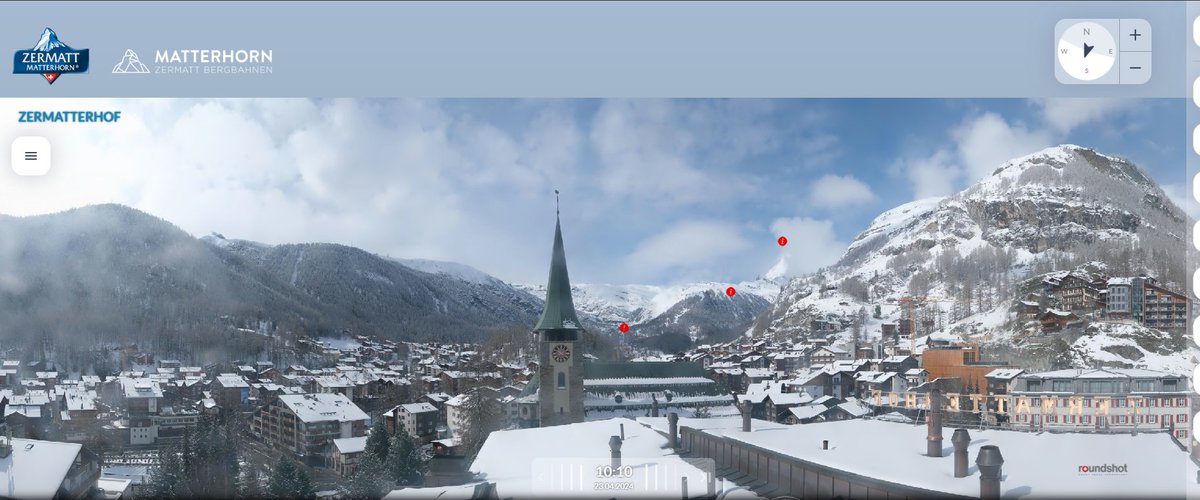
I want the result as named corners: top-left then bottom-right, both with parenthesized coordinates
top-left (777, 236), bottom-right (788, 247)
top-left (618, 322), bottom-right (630, 333)
top-left (725, 286), bottom-right (736, 297)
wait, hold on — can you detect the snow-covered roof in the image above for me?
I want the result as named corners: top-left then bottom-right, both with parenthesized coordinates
top-left (0, 438), bottom-right (83, 498)
top-left (1023, 367), bottom-right (1181, 380)
top-left (333, 436), bottom-right (368, 455)
top-left (122, 379), bottom-right (162, 399)
top-left (462, 418), bottom-right (713, 498)
top-left (277, 393), bottom-right (369, 423)
top-left (788, 405), bottom-right (829, 421)
top-left (400, 402), bottom-right (438, 414)
top-left (215, 374), bottom-right (249, 388)
top-left (985, 368), bottom-right (1024, 380)
top-left (702, 418), bottom-right (1192, 498)
top-left (583, 377), bottom-right (715, 387)
top-left (835, 399), bottom-right (871, 418)
top-left (904, 368), bottom-right (926, 376)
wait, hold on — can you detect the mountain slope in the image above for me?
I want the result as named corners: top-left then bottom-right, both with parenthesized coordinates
top-left (0, 204), bottom-right (341, 356)
top-left (517, 280), bottom-right (778, 344)
top-left (205, 238), bottom-right (546, 343)
top-left (754, 145), bottom-right (1190, 362)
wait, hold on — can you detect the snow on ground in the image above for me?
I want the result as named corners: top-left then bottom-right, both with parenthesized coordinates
top-left (703, 418), bottom-right (1192, 499)
top-left (415, 418), bottom-right (758, 498)
top-left (1069, 322), bottom-right (1198, 376)
top-left (397, 258), bottom-right (503, 286)
top-left (317, 336), bottom-right (361, 350)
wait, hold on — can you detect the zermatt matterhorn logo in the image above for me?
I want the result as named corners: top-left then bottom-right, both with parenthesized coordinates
top-left (12, 27), bottom-right (90, 84)
top-left (112, 49), bottom-right (149, 74)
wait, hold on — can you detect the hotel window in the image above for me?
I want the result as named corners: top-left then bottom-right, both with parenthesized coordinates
top-left (1083, 399), bottom-right (1091, 407)
top-left (1082, 415), bottom-right (1091, 424)
top-left (1179, 414), bottom-right (1188, 423)
top-left (1148, 415), bottom-right (1158, 424)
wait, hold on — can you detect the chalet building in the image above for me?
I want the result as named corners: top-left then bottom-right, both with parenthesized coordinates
top-left (984, 368), bottom-right (1024, 395)
top-left (122, 379), bottom-right (163, 445)
top-left (764, 392), bottom-right (811, 422)
top-left (920, 345), bottom-right (1015, 395)
top-left (879, 355), bottom-right (918, 374)
top-left (0, 429), bottom-right (101, 499)
top-left (213, 374), bottom-right (250, 413)
top-left (903, 368), bottom-right (928, 387)
top-left (58, 389), bottom-right (99, 444)
top-left (1044, 272), bottom-right (1105, 313)
top-left (1010, 368), bottom-right (1191, 441)
top-left (809, 346), bottom-right (850, 366)
top-left (250, 393), bottom-right (370, 464)
top-left (331, 436), bottom-right (367, 477)
top-left (387, 402), bottom-right (439, 443)
top-left (1039, 309), bottom-right (1080, 332)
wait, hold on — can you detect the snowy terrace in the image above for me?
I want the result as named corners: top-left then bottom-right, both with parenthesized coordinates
top-left (679, 417), bottom-right (1196, 498)
top-left (384, 418), bottom-right (764, 499)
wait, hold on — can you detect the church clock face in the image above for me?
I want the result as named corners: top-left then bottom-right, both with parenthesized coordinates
top-left (551, 344), bottom-right (571, 363)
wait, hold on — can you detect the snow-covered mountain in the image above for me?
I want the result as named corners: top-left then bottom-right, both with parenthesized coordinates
top-left (517, 280), bottom-right (778, 343)
top-left (753, 144), bottom-right (1193, 371)
top-left (32, 28), bottom-right (69, 51)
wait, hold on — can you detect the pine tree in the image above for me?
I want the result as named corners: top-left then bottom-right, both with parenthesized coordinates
top-left (145, 444), bottom-right (192, 498)
top-left (237, 466), bottom-right (262, 498)
top-left (268, 456), bottom-right (297, 496)
top-left (365, 420), bottom-right (390, 461)
top-left (347, 451), bottom-right (389, 499)
top-left (459, 388), bottom-right (503, 459)
top-left (387, 429), bottom-right (425, 486)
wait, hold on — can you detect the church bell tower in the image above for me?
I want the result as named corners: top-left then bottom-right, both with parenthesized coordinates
top-left (534, 192), bottom-right (586, 426)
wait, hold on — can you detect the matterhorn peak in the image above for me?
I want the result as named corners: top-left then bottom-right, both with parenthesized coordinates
top-left (32, 28), bottom-right (68, 52)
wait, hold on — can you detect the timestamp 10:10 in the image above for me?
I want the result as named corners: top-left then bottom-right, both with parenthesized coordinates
top-left (595, 465), bottom-right (634, 478)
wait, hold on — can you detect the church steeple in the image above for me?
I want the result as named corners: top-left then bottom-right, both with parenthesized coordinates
top-left (534, 192), bottom-right (582, 333)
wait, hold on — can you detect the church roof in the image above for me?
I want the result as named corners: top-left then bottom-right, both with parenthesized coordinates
top-left (533, 215), bottom-right (583, 332)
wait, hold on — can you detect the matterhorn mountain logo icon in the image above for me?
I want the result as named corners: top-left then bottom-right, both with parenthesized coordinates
top-left (12, 27), bottom-right (90, 84)
top-left (112, 49), bottom-right (149, 74)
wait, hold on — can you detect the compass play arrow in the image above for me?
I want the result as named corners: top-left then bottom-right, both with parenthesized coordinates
top-left (1083, 43), bottom-right (1094, 57)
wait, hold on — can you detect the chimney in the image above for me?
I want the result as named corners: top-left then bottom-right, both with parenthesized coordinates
top-left (927, 388), bottom-right (944, 457)
top-left (952, 428), bottom-right (971, 478)
top-left (652, 394), bottom-right (660, 418)
top-left (667, 412), bottom-right (679, 449)
top-left (609, 435), bottom-right (623, 469)
top-left (976, 445), bottom-right (1004, 500)
top-left (741, 400), bottom-right (752, 432)
top-left (620, 423), bottom-right (625, 440)
top-left (681, 476), bottom-right (688, 499)
top-left (821, 439), bottom-right (829, 450)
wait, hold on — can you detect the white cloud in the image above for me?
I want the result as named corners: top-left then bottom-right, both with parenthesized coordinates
top-left (766, 217), bottom-right (846, 277)
top-left (952, 112), bottom-right (1054, 183)
top-left (894, 149), bottom-right (961, 200)
top-left (893, 99), bottom-right (1141, 201)
top-left (588, 99), bottom-right (775, 206)
top-left (1032, 98), bottom-right (1138, 134)
top-left (808, 174), bottom-right (877, 209)
top-left (624, 220), bottom-right (752, 280)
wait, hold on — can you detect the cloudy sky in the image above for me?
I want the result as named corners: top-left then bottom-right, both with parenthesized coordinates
top-left (0, 98), bottom-right (1184, 286)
